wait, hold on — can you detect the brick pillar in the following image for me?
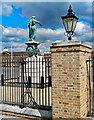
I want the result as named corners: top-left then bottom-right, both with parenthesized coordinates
top-left (50, 40), bottom-right (91, 118)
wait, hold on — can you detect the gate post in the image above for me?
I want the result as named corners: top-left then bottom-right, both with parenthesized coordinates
top-left (50, 40), bottom-right (91, 118)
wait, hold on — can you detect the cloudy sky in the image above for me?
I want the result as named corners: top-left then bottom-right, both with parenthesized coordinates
top-left (0, 1), bottom-right (93, 54)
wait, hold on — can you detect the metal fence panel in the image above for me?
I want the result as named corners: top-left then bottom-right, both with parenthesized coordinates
top-left (0, 56), bottom-right (52, 110)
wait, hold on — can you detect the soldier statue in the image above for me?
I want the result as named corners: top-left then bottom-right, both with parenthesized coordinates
top-left (28, 16), bottom-right (42, 41)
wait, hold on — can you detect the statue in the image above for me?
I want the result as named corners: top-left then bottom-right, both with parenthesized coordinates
top-left (28, 16), bottom-right (42, 41)
top-left (26, 16), bottom-right (41, 57)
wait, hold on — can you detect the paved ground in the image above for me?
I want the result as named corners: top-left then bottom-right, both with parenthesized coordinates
top-left (1, 113), bottom-right (94, 120)
top-left (0, 114), bottom-right (32, 120)
top-left (0, 114), bottom-right (18, 119)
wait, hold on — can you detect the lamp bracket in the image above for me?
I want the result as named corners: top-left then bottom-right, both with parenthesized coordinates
top-left (64, 32), bottom-right (76, 37)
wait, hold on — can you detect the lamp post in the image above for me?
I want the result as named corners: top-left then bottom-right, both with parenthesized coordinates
top-left (61, 5), bottom-right (78, 40)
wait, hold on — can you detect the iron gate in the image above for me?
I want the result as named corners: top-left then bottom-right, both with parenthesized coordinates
top-left (0, 56), bottom-right (52, 110)
top-left (86, 58), bottom-right (94, 116)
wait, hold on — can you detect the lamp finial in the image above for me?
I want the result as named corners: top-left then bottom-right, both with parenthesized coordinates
top-left (68, 5), bottom-right (73, 14)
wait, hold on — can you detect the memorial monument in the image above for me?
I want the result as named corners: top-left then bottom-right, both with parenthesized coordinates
top-left (26, 16), bottom-right (42, 57)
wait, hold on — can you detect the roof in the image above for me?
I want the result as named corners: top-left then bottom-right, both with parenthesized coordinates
top-left (0, 51), bottom-right (27, 56)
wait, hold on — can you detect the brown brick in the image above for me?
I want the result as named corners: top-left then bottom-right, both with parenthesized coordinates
top-left (51, 40), bottom-right (91, 119)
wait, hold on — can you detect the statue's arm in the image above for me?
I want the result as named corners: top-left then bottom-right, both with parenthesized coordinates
top-left (38, 22), bottom-right (42, 26)
top-left (34, 19), bottom-right (42, 26)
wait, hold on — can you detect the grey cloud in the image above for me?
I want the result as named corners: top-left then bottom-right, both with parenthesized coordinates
top-left (2, 41), bottom-right (26, 52)
top-left (36, 28), bottom-right (66, 42)
top-left (3, 27), bottom-right (28, 41)
top-left (0, 3), bottom-right (13, 16)
top-left (1, 21), bottom-right (92, 53)
top-left (0, 25), bottom-right (4, 41)
top-left (9, 2), bottom-right (92, 29)
top-left (74, 22), bottom-right (92, 42)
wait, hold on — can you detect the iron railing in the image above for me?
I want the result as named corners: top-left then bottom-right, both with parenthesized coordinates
top-left (0, 56), bottom-right (52, 110)
top-left (86, 58), bottom-right (94, 116)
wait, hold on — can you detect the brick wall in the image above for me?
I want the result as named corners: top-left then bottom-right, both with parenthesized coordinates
top-left (50, 40), bottom-right (91, 118)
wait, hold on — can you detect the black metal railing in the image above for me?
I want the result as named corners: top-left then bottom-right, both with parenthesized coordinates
top-left (0, 57), bottom-right (52, 110)
top-left (86, 58), bottom-right (94, 116)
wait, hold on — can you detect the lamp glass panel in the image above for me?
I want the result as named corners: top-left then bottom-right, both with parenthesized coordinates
top-left (63, 20), bottom-right (68, 31)
top-left (67, 20), bottom-right (73, 32)
top-left (72, 18), bottom-right (77, 31)
top-left (62, 17), bottom-right (78, 32)
top-left (63, 18), bottom-right (73, 32)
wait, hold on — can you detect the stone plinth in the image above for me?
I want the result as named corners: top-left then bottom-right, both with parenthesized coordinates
top-left (25, 40), bottom-right (40, 57)
top-left (50, 40), bottom-right (92, 118)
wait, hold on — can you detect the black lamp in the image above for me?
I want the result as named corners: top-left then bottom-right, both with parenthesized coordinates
top-left (61, 5), bottom-right (78, 40)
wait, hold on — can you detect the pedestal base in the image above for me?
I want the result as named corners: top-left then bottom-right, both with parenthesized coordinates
top-left (25, 40), bottom-right (40, 57)
top-left (25, 40), bottom-right (40, 46)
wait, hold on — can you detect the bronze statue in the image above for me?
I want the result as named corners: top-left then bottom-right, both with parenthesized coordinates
top-left (28, 16), bottom-right (42, 41)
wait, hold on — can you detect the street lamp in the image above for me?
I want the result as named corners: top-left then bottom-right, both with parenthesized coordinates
top-left (61, 5), bottom-right (78, 40)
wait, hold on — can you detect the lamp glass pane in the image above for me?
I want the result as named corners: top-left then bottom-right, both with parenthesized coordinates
top-left (63, 18), bottom-right (73, 32)
top-left (62, 17), bottom-right (78, 32)
top-left (67, 20), bottom-right (73, 32)
top-left (72, 18), bottom-right (77, 31)
top-left (63, 20), bottom-right (68, 31)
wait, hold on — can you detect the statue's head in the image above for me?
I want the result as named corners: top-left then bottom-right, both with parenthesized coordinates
top-left (32, 16), bottom-right (35, 19)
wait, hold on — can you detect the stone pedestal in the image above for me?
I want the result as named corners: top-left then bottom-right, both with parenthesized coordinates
top-left (50, 40), bottom-right (92, 118)
top-left (25, 40), bottom-right (40, 57)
